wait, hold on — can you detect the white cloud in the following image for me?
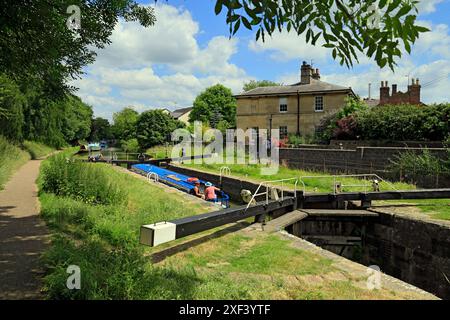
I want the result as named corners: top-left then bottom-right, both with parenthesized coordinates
top-left (248, 30), bottom-right (329, 62)
top-left (73, 4), bottom-right (252, 120)
top-left (417, 0), bottom-right (444, 14)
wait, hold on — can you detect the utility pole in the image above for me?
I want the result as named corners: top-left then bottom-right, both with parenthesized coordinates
top-left (368, 83), bottom-right (371, 99)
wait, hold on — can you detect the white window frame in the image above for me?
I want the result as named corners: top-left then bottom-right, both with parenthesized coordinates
top-left (279, 97), bottom-right (288, 113)
top-left (315, 96), bottom-right (324, 112)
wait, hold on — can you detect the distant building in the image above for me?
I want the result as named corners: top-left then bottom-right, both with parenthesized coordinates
top-left (160, 108), bottom-right (171, 115)
top-left (378, 79), bottom-right (423, 106)
top-left (170, 107), bottom-right (192, 125)
top-left (234, 61), bottom-right (355, 137)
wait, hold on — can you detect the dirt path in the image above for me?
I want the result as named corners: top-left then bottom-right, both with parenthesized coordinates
top-left (0, 160), bottom-right (49, 299)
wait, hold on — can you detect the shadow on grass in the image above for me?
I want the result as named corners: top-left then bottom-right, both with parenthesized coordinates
top-left (150, 222), bottom-right (250, 264)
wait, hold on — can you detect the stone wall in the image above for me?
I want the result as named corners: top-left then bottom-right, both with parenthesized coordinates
top-left (329, 140), bottom-right (444, 149)
top-left (363, 210), bottom-right (450, 299)
top-left (280, 147), bottom-right (450, 187)
top-left (287, 212), bottom-right (450, 299)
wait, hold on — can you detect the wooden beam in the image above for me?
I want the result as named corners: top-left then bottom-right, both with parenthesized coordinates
top-left (140, 197), bottom-right (296, 246)
top-left (264, 210), bottom-right (308, 233)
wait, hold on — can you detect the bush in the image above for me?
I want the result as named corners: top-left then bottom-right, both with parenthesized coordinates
top-left (390, 149), bottom-right (447, 176)
top-left (120, 138), bottom-right (140, 153)
top-left (23, 140), bottom-right (55, 159)
top-left (0, 135), bottom-right (30, 189)
top-left (356, 103), bottom-right (450, 141)
top-left (40, 154), bottom-right (125, 205)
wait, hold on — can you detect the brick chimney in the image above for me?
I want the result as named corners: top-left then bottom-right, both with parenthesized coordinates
top-left (408, 78), bottom-right (421, 104)
top-left (312, 68), bottom-right (320, 80)
top-left (392, 84), bottom-right (397, 94)
top-left (300, 61), bottom-right (312, 84)
top-left (379, 81), bottom-right (390, 104)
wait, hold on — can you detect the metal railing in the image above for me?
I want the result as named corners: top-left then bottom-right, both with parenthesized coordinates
top-left (245, 177), bottom-right (298, 210)
top-left (219, 166), bottom-right (231, 185)
top-left (298, 173), bottom-right (397, 194)
top-left (147, 172), bottom-right (159, 183)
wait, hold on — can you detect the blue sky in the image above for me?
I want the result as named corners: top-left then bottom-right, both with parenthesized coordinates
top-left (74, 0), bottom-right (450, 120)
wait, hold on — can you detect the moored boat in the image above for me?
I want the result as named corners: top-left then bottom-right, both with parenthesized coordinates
top-left (131, 164), bottom-right (230, 208)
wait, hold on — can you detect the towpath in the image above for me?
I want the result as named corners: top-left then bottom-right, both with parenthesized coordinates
top-left (0, 160), bottom-right (50, 299)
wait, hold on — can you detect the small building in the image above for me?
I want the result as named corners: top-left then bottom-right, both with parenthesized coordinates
top-left (378, 79), bottom-right (422, 106)
top-left (171, 107), bottom-right (193, 125)
top-left (234, 61), bottom-right (355, 138)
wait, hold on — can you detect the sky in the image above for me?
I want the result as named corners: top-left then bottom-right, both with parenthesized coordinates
top-left (72, 0), bottom-right (450, 120)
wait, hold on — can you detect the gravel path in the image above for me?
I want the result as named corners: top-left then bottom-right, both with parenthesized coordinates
top-left (0, 160), bottom-right (49, 299)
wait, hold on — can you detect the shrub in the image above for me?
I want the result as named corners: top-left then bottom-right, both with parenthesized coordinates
top-left (0, 135), bottom-right (30, 189)
top-left (23, 140), bottom-right (54, 159)
top-left (390, 149), bottom-right (447, 176)
top-left (120, 138), bottom-right (140, 153)
top-left (40, 154), bottom-right (125, 205)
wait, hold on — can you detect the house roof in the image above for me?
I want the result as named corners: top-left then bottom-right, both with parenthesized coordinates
top-left (234, 79), bottom-right (354, 98)
top-left (363, 99), bottom-right (380, 107)
top-left (171, 107), bottom-right (193, 119)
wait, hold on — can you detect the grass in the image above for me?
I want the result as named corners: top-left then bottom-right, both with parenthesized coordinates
top-left (181, 160), bottom-right (414, 193)
top-left (0, 136), bottom-right (30, 190)
top-left (38, 150), bottom-right (432, 299)
top-left (23, 140), bottom-right (55, 160)
top-left (179, 153), bottom-right (450, 221)
top-left (146, 145), bottom-right (172, 159)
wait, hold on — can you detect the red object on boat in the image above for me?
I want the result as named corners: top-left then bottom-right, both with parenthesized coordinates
top-left (187, 177), bottom-right (199, 183)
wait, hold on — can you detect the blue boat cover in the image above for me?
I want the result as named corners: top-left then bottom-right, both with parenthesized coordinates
top-left (131, 165), bottom-right (230, 209)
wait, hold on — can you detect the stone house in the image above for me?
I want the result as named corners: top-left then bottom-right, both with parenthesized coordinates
top-left (171, 107), bottom-right (192, 125)
top-left (234, 61), bottom-right (355, 138)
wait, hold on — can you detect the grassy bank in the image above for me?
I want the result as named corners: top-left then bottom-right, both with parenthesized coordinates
top-left (0, 136), bottom-right (30, 190)
top-left (38, 152), bottom-right (431, 299)
top-left (23, 140), bottom-right (55, 160)
top-left (181, 161), bottom-right (414, 193)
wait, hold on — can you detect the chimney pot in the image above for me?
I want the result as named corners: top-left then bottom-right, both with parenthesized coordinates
top-left (392, 84), bottom-right (397, 94)
top-left (416, 78), bottom-right (420, 85)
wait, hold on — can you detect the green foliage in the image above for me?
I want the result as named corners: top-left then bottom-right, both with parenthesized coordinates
top-left (23, 141), bottom-right (55, 160)
top-left (243, 80), bottom-right (280, 92)
top-left (40, 154), bottom-right (124, 205)
top-left (215, 0), bottom-right (429, 70)
top-left (316, 97), bottom-right (368, 142)
top-left (287, 134), bottom-right (316, 146)
top-left (112, 107), bottom-right (139, 141)
top-left (390, 149), bottom-right (448, 176)
top-left (0, 135), bottom-right (30, 190)
top-left (189, 84), bottom-right (237, 127)
top-left (0, 74), bottom-right (25, 142)
top-left (136, 110), bottom-right (184, 149)
top-left (0, 0), bottom-right (156, 96)
top-left (120, 138), bottom-right (140, 153)
top-left (89, 117), bottom-right (113, 142)
top-left (61, 95), bottom-right (93, 144)
top-left (355, 103), bottom-right (450, 141)
top-left (318, 102), bottom-right (450, 142)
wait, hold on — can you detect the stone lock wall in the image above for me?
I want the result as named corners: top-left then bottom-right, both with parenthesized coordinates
top-left (363, 211), bottom-right (450, 299)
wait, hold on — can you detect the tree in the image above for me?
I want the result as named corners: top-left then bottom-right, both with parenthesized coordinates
top-left (89, 117), bottom-right (112, 142)
top-left (0, 0), bottom-right (156, 96)
top-left (243, 80), bottom-right (280, 92)
top-left (214, 0), bottom-right (429, 70)
top-left (0, 74), bottom-right (25, 142)
top-left (189, 84), bottom-right (237, 127)
top-left (136, 110), bottom-right (184, 149)
top-left (61, 95), bottom-right (93, 144)
top-left (112, 107), bottom-right (139, 141)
